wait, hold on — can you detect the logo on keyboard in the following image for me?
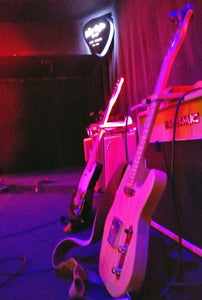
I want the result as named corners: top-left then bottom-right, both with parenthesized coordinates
top-left (165, 112), bottom-right (200, 129)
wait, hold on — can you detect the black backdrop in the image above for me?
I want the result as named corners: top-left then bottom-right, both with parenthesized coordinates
top-left (0, 77), bottom-right (88, 173)
top-left (0, 54), bottom-right (108, 173)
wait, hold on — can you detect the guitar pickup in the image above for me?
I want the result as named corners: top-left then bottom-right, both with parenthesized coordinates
top-left (107, 217), bottom-right (124, 249)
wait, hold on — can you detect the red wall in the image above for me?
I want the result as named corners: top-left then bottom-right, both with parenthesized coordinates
top-left (0, 22), bottom-right (89, 56)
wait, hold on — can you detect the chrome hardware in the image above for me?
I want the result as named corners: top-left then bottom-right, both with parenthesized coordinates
top-left (112, 266), bottom-right (122, 276)
top-left (124, 186), bottom-right (135, 196)
top-left (118, 246), bottom-right (128, 254)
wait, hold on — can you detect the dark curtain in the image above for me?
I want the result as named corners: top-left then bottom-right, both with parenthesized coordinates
top-left (108, 0), bottom-right (202, 115)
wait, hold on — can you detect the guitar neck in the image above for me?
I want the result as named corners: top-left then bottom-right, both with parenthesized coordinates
top-left (86, 116), bottom-right (110, 170)
top-left (86, 77), bottom-right (124, 171)
top-left (125, 5), bottom-right (193, 191)
top-left (125, 99), bottom-right (160, 189)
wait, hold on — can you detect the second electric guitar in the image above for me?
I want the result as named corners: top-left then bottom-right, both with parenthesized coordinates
top-left (67, 77), bottom-right (124, 228)
top-left (99, 4), bottom-right (193, 298)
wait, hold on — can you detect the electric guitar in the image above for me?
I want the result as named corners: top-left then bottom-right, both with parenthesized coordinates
top-left (67, 77), bottom-right (124, 228)
top-left (99, 4), bottom-right (193, 298)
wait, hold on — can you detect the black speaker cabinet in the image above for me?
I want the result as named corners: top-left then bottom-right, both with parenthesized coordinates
top-left (146, 139), bottom-right (202, 250)
top-left (137, 88), bottom-right (202, 251)
top-left (83, 131), bottom-right (137, 191)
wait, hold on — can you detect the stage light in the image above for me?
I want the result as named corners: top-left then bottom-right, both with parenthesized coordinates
top-left (83, 15), bottom-right (114, 57)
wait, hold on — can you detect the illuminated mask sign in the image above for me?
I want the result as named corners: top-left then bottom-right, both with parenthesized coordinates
top-left (83, 15), bottom-right (114, 57)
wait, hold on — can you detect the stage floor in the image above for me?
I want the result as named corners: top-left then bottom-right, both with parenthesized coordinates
top-left (0, 168), bottom-right (201, 300)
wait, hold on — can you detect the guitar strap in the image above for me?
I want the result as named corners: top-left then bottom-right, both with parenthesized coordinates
top-left (52, 163), bottom-right (128, 298)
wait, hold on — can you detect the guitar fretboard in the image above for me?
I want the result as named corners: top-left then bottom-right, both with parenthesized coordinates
top-left (86, 77), bottom-right (124, 171)
top-left (125, 99), bottom-right (160, 190)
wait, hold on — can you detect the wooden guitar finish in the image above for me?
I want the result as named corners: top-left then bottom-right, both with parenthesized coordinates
top-left (99, 5), bottom-right (193, 297)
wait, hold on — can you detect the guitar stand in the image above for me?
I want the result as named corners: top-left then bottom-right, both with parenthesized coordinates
top-left (150, 220), bottom-right (202, 257)
top-left (60, 210), bottom-right (95, 233)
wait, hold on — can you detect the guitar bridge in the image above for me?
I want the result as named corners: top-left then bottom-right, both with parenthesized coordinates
top-left (112, 226), bottom-right (134, 279)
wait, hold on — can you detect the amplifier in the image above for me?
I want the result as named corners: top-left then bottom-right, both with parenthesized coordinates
top-left (137, 88), bottom-right (202, 142)
top-left (83, 130), bottom-right (137, 191)
top-left (137, 85), bottom-right (202, 251)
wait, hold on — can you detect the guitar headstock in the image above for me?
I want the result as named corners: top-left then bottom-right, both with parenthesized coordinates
top-left (154, 4), bottom-right (193, 94)
top-left (169, 4), bottom-right (193, 46)
top-left (110, 77), bottom-right (124, 105)
top-left (169, 4), bottom-right (193, 25)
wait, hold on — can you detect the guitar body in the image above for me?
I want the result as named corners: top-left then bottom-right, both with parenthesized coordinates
top-left (99, 166), bottom-right (167, 297)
